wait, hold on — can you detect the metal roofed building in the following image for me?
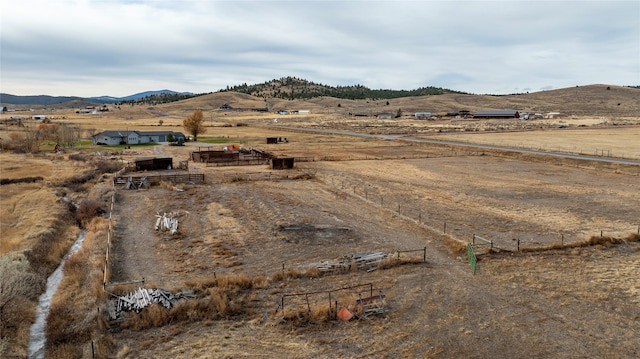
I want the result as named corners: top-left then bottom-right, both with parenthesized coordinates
top-left (473, 110), bottom-right (520, 119)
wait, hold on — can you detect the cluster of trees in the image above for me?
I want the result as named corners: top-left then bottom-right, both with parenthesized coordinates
top-left (221, 76), bottom-right (466, 100)
top-left (2, 123), bottom-right (84, 153)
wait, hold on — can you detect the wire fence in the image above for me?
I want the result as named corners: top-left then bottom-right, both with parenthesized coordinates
top-left (317, 171), bottom-right (640, 254)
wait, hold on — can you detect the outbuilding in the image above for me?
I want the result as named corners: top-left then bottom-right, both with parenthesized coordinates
top-left (134, 157), bottom-right (173, 171)
top-left (473, 110), bottom-right (520, 119)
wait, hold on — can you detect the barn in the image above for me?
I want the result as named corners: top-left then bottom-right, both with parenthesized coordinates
top-left (473, 110), bottom-right (520, 119)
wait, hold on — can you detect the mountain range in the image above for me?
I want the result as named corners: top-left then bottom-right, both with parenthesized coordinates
top-left (0, 90), bottom-right (192, 106)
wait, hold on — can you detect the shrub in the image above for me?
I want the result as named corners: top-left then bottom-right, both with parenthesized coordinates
top-left (76, 200), bottom-right (104, 226)
top-left (68, 153), bottom-right (88, 162)
top-left (95, 160), bottom-right (124, 174)
top-left (0, 253), bottom-right (44, 357)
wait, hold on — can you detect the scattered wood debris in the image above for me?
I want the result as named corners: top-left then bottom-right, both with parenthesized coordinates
top-left (317, 251), bottom-right (388, 273)
top-left (107, 287), bottom-right (196, 320)
top-left (356, 291), bottom-right (388, 318)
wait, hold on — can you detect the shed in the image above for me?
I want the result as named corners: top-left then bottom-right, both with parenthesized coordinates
top-left (135, 157), bottom-right (173, 171)
top-left (271, 157), bottom-right (294, 170)
top-left (414, 112), bottom-right (432, 119)
top-left (473, 110), bottom-right (520, 119)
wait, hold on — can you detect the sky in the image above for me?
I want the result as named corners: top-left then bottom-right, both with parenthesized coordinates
top-left (1, 0), bottom-right (639, 97)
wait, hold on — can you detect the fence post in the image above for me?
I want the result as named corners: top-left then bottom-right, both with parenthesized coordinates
top-left (561, 234), bottom-right (564, 246)
top-left (517, 239), bottom-right (520, 252)
top-left (423, 247), bottom-right (426, 262)
top-left (443, 222), bottom-right (446, 234)
top-left (472, 234), bottom-right (475, 245)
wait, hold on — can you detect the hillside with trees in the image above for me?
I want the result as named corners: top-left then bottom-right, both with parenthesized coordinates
top-left (220, 76), bottom-right (466, 100)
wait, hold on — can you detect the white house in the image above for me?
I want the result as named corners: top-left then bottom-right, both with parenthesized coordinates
top-left (32, 115), bottom-right (46, 120)
top-left (92, 130), bottom-right (186, 145)
top-left (414, 112), bottom-right (432, 119)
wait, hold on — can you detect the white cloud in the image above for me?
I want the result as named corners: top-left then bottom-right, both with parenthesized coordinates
top-left (1, 0), bottom-right (638, 97)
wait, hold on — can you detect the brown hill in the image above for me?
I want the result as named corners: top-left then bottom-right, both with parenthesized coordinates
top-left (156, 84), bottom-right (638, 118)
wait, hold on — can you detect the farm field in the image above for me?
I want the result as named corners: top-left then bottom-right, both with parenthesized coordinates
top-left (1, 87), bottom-right (640, 358)
top-left (104, 129), bottom-right (640, 358)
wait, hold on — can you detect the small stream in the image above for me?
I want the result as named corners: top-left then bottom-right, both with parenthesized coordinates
top-left (28, 230), bottom-right (87, 359)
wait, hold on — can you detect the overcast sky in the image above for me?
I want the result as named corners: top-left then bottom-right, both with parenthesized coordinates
top-left (2, 0), bottom-right (639, 97)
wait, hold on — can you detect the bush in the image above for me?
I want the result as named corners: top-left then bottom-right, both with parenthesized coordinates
top-left (0, 253), bottom-right (44, 357)
top-left (95, 160), bottom-right (124, 174)
top-left (76, 200), bottom-right (104, 226)
top-left (68, 153), bottom-right (87, 162)
top-left (0, 177), bottom-right (43, 185)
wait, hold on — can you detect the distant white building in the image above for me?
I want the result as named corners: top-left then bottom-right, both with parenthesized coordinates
top-left (414, 112), bottom-right (432, 119)
top-left (77, 109), bottom-right (98, 114)
top-left (92, 130), bottom-right (186, 145)
top-left (31, 115), bottom-right (46, 120)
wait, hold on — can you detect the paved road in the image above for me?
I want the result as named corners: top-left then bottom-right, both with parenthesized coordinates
top-left (264, 125), bottom-right (640, 166)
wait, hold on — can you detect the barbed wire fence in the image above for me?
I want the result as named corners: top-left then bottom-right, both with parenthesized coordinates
top-left (316, 171), bottom-right (640, 255)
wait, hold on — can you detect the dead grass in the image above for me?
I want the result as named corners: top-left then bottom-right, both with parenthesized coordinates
top-left (519, 231), bottom-right (640, 253)
top-left (46, 217), bottom-right (113, 357)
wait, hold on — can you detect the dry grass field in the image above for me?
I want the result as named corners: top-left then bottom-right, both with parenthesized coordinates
top-left (1, 85), bottom-right (639, 358)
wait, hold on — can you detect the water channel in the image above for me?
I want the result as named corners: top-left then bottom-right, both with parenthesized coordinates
top-left (28, 230), bottom-right (87, 359)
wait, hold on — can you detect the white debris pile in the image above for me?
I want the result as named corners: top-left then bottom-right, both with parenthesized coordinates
top-left (107, 287), bottom-right (196, 320)
top-left (155, 211), bottom-right (180, 235)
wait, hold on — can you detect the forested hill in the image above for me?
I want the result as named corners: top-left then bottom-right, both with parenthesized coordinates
top-left (220, 76), bottom-right (467, 100)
